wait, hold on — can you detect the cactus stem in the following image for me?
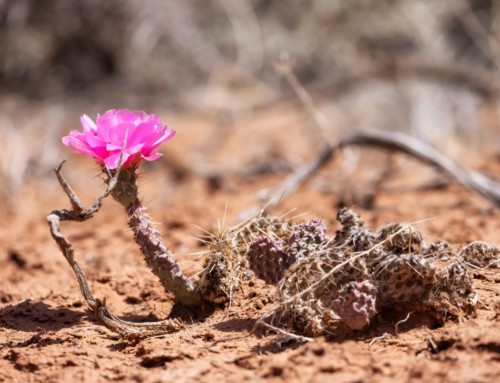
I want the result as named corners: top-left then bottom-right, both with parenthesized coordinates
top-left (109, 168), bottom-right (202, 306)
top-left (48, 161), bottom-right (184, 338)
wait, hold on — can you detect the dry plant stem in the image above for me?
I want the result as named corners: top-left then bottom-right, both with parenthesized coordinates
top-left (268, 129), bottom-right (500, 208)
top-left (311, 59), bottom-right (499, 101)
top-left (47, 162), bottom-right (183, 339)
top-left (275, 54), bottom-right (333, 144)
top-left (253, 59), bottom-right (498, 115)
top-left (448, 0), bottom-right (500, 75)
top-left (255, 320), bottom-right (313, 344)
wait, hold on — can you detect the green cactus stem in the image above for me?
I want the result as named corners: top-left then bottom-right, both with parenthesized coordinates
top-left (109, 168), bottom-right (202, 306)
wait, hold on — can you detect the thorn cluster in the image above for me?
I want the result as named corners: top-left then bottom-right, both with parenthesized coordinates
top-left (198, 215), bottom-right (293, 303)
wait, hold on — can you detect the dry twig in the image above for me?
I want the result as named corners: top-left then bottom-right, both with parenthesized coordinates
top-left (266, 129), bottom-right (500, 209)
top-left (47, 161), bottom-right (184, 340)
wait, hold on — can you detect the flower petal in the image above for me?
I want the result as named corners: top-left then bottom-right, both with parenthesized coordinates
top-left (106, 122), bottom-right (135, 150)
top-left (80, 114), bottom-right (97, 133)
top-left (116, 109), bottom-right (139, 124)
top-left (142, 152), bottom-right (162, 161)
top-left (62, 132), bottom-right (96, 156)
top-left (103, 150), bottom-right (131, 170)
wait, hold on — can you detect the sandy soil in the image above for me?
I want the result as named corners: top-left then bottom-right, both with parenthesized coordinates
top-left (0, 110), bottom-right (499, 383)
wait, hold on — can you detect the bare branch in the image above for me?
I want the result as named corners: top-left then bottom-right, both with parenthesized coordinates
top-left (47, 162), bottom-right (184, 339)
top-left (266, 129), bottom-right (500, 208)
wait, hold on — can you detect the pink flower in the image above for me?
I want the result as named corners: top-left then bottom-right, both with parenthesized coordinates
top-left (62, 109), bottom-right (175, 169)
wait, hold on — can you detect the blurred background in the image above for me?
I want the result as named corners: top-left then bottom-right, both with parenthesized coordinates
top-left (0, 0), bottom-right (499, 208)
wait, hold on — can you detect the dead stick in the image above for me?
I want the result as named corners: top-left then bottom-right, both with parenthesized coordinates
top-left (267, 129), bottom-right (500, 208)
top-left (47, 162), bottom-right (184, 339)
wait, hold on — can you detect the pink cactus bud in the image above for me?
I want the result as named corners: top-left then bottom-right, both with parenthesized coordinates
top-left (62, 109), bottom-right (175, 169)
top-left (331, 280), bottom-right (378, 330)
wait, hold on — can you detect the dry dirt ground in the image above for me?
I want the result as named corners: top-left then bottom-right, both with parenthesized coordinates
top-left (0, 109), bottom-right (499, 382)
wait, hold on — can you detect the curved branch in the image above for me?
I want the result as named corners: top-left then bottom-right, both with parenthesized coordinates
top-left (268, 129), bottom-right (500, 208)
top-left (47, 162), bottom-right (184, 339)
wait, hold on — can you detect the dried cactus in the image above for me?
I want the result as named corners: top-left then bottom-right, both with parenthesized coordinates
top-left (426, 261), bottom-right (477, 320)
top-left (277, 247), bottom-right (370, 337)
top-left (376, 223), bottom-right (423, 252)
top-left (333, 208), bottom-right (376, 251)
top-left (199, 215), bottom-right (292, 302)
top-left (458, 241), bottom-right (500, 269)
top-left (287, 219), bottom-right (328, 261)
top-left (198, 230), bottom-right (244, 304)
top-left (422, 239), bottom-right (455, 259)
top-left (371, 252), bottom-right (436, 307)
top-left (235, 216), bottom-right (293, 248)
top-left (257, 208), bottom-right (492, 338)
top-left (246, 219), bottom-right (329, 285)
